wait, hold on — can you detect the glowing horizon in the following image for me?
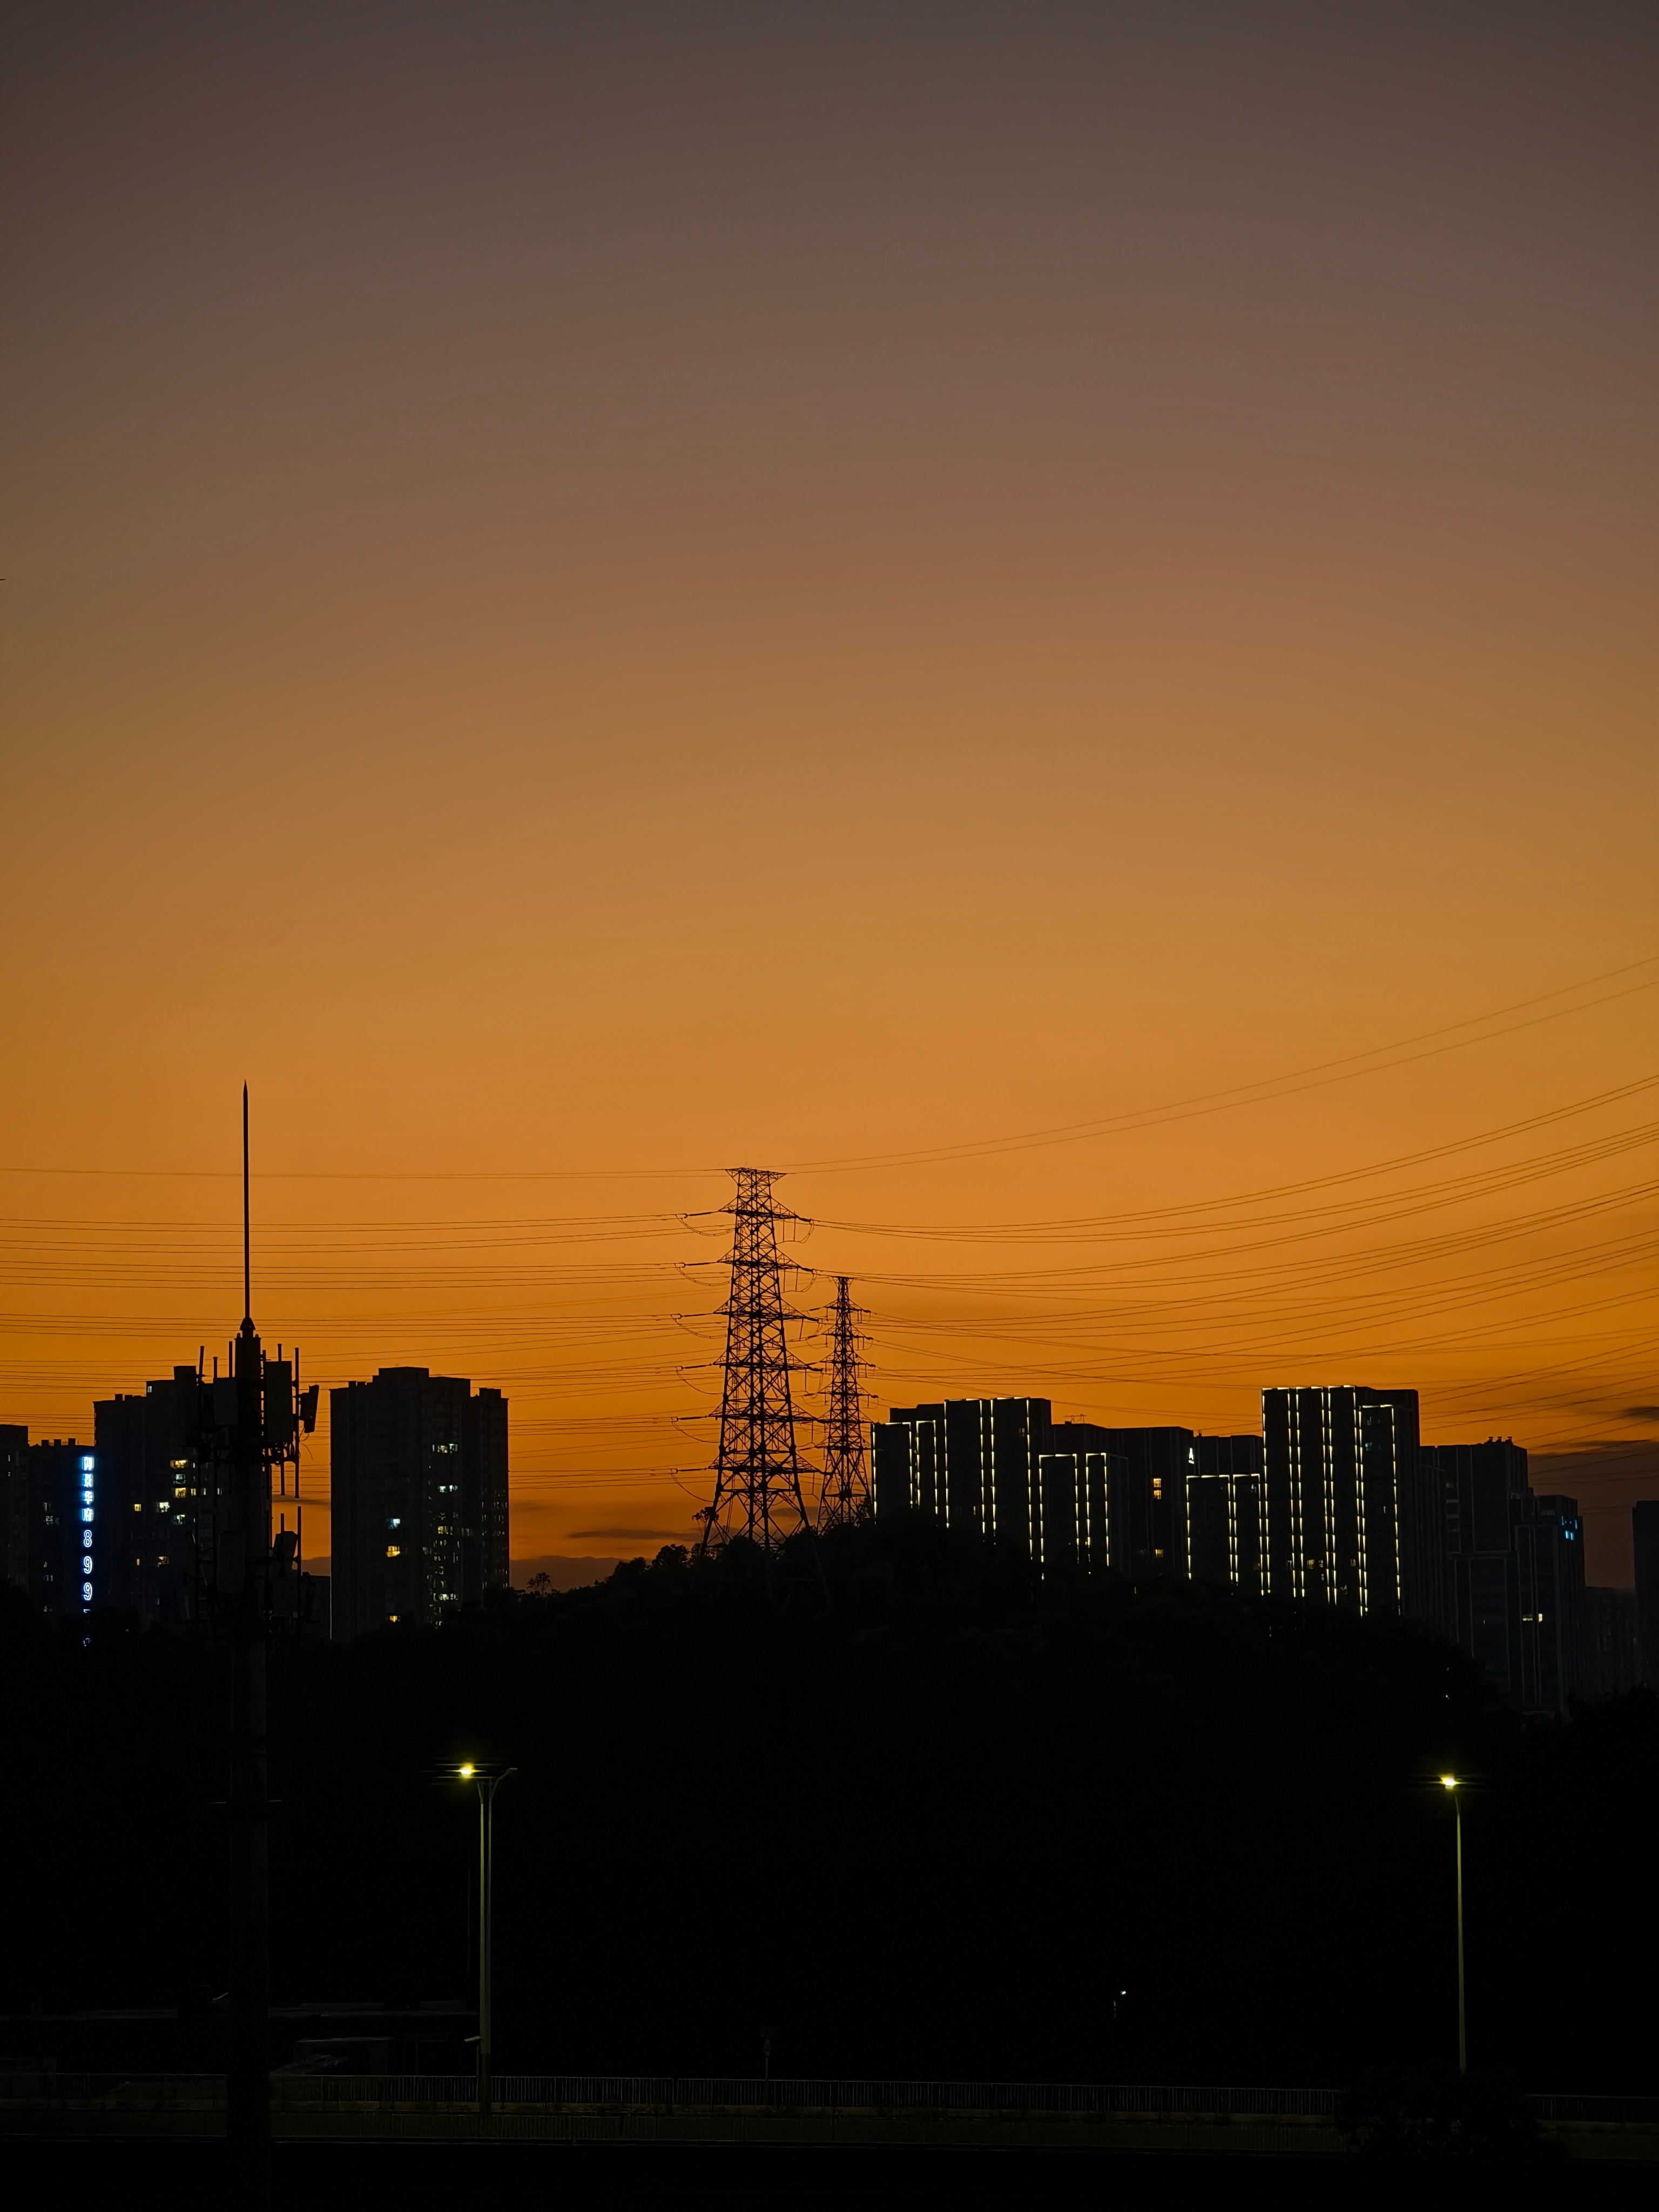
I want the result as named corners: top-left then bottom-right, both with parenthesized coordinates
top-left (3, 7), bottom-right (1654, 1579)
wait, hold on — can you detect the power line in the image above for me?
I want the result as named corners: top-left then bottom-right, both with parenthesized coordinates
top-left (815, 1110), bottom-right (1659, 1246)
top-left (781, 959), bottom-right (1659, 1173)
top-left (2, 954), bottom-right (1653, 1184)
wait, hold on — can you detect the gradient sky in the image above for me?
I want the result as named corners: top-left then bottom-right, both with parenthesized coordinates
top-left (3, 3), bottom-right (1655, 1577)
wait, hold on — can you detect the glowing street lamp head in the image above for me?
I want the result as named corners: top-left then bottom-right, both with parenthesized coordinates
top-left (458, 1763), bottom-right (475, 1779)
top-left (1440, 1775), bottom-right (1459, 1791)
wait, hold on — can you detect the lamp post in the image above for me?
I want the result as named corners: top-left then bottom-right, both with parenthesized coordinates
top-left (1440, 1775), bottom-right (1466, 2074)
top-left (458, 1763), bottom-right (515, 2114)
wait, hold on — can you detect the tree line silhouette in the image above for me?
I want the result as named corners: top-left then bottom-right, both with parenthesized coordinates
top-left (2, 1514), bottom-right (1654, 2090)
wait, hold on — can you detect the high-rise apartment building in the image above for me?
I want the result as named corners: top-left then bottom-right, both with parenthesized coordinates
top-left (1517, 1493), bottom-right (1583, 1714)
top-left (1425, 1439), bottom-right (1582, 1716)
top-left (874, 1404), bottom-right (1223, 1586)
top-left (868, 1380), bottom-right (1596, 1692)
top-left (872, 1399), bottom-right (1053, 1553)
top-left (2, 1425), bottom-right (28, 1591)
top-left (872, 1403), bottom-right (940, 1522)
top-left (94, 1369), bottom-right (205, 1626)
top-left (1260, 1386), bottom-right (1443, 1624)
top-left (7, 1440), bottom-right (105, 1615)
top-left (1431, 1438), bottom-right (1528, 1698)
top-left (1052, 1426), bottom-right (1194, 1583)
top-left (1580, 1585), bottom-right (1641, 1698)
top-left (329, 1368), bottom-right (509, 1638)
top-left (1188, 1434), bottom-right (1266, 1593)
top-left (1035, 1443), bottom-right (1114, 1573)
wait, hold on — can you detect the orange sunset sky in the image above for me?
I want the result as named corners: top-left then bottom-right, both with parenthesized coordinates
top-left (3, 4), bottom-right (1655, 1580)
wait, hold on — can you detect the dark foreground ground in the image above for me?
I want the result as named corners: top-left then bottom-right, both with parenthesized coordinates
top-left (4, 1518), bottom-right (1656, 2090)
top-left (6, 2141), bottom-right (1657, 2209)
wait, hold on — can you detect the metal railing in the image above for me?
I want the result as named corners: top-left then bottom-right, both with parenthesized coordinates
top-left (494, 2078), bottom-right (1345, 2119)
top-left (2, 2073), bottom-right (1653, 2127)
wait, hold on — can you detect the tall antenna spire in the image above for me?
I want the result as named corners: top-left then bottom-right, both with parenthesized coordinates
top-left (241, 1081), bottom-right (252, 1327)
top-left (697, 1167), bottom-right (814, 1554)
top-left (225, 1078), bottom-right (271, 2178)
top-left (816, 1277), bottom-right (873, 1532)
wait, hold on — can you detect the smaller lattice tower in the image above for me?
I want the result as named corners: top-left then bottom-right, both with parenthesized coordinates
top-left (815, 1276), bottom-right (873, 1531)
top-left (697, 1167), bottom-right (815, 1554)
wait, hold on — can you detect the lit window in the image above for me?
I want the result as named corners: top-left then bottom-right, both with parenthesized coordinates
top-left (388, 1517), bottom-right (402, 1530)
top-left (133, 1502), bottom-right (143, 1514)
top-left (157, 1502), bottom-right (170, 1514)
top-left (386, 1545), bottom-right (401, 1558)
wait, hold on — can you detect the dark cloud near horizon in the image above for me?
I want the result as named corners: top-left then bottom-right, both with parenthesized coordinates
top-left (569, 1528), bottom-right (692, 1542)
top-left (1532, 1440), bottom-right (1659, 1465)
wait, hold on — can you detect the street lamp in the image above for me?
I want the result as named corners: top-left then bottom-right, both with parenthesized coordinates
top-left (1440, 1776), bottom-right (1466, 2075)
top-left (458, 1762), bottom-right (516, 2114)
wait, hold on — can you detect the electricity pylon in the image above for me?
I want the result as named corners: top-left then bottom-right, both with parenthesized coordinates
top-left (697, 1167), bottom-right (814, 1554)
top-left (816, 1276), bottom-right (873, 1531)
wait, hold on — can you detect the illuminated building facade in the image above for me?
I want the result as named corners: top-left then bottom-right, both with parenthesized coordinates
top-left (869, 1380), bottom-right (1590, 1675)
top-left (1260, 1386), bottom-right (1445, 1624)
top-left (1189, 1433), bottom-right (1266, 1593)
top-left (874, 1402), bottom-right (1205, 1583)
top-left (872, 1403), bottom-right (939, 1521)
top-left (330, 1367), bottom-right (509, 1638)
top-left (1035, 1446), bottom-right (1114, 1572)
top-left (12, 1440), bottom-right (104, 1614)
top-left (1053, 1425), bottom-right (1195, 1583)
top-left (872, 1398), bottom-right (1053, 1553)
top-left (875, 1406), bottom-right (1270, 1589)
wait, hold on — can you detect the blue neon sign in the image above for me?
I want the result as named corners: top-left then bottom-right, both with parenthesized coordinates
top-left (78, 1454), bottom-right (95, 1611)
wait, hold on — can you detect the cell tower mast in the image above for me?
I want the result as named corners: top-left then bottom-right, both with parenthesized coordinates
top-left (697, 1166), bottom-right (814, 1553)
top-left (225, 1083), bottom-right (272, 2187)
top-left (817, 1276), bottom-right (873, 1531)
top-left (214, 1085), bottom-right (315, 2194)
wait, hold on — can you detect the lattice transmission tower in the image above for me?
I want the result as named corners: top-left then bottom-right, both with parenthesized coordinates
top-left (697, 1167), bottom-right (814, 1554)
top-left (815, 1276), bottom-right (873, 1531)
